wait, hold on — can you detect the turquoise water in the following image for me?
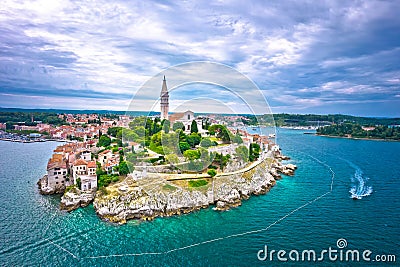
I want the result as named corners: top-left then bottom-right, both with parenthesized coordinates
top-left (0, 129), bottom-right (399, 266)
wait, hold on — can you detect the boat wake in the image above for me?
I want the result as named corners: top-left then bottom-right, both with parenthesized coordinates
top-left (349, 167), bottom-right (373, 200)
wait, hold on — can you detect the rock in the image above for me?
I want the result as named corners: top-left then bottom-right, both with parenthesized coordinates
top-left (92, 155), bottom-right (294, 224)
top-left (285, 164), bottom-right (297, 170)
top-left (37, 175), bottom-right (65, 195)
top-left (60, 187), bottom-right (95, 212)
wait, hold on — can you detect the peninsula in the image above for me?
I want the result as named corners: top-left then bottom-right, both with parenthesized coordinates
top-left (316, 122), bottom-right (400, 141)
top-left (36, 77), bottom-right (297, 223)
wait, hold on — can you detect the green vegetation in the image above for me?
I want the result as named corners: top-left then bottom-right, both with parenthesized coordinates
top-left (317, 123), bottom-right (400, 140)
top-left (165, 154), bottom-right (179, 164)
top-left (235, 145), bottom-right (249, 162)
top-left (188, 179), bottom-right (208, 187)
top-left (6, 129), bottom-right (42, 135)
top-left (249, 143), bottom-right (261, 161)
top-left (98, 174), bottom-right (120, 188)
top-left (190, 120), bottom-right (198, 133)
top-left (107, 127), bottom-right (123, 138)
top-left (213, 153), bottom-right (231, 171)
top-left (65, 184), bottom-right (77, 192)
top-left (173, 121), bottom-right (185, 131)
top-left (183, 149), bottom-right (200, 160)
top-left (76, 177), bottom-right (81, 189)
top-left (186, 133), bottom-right (201, 148)
top-left (241, 114), bottom-right (400, 127)
top-left (162, 184), bottom-right (177, 191)
top-left (97, 135), bottom-right (111, 147)
top-left (179, 142), bottom-right (191, 153)
top-left (0, 111), bottom-right (66, 128)
top-left (200, 137), bottom-right (214, 148)
top-left (162, 119), bottom-right (170, 133)
top-left (208, 124), bottom-right (231, 143)
top-left (207, 169), bottom-right (217, 177)
top-left (118, 161), bottom-right (131, 175)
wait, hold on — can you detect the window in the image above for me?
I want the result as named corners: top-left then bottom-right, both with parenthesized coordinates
top-left (187, 125), bottom-right (190, 130)
top-left (55, 176), bottom-right (58, 179)
top-left (188, 114), bottom-right (190, 120)
top-left (56, 182), bottom-right (58, 184)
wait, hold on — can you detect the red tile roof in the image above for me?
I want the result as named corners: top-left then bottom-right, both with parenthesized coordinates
top-left (74, 159), bottom-right (88, 166)
top-left (87, 161), bottom-right (97, 168)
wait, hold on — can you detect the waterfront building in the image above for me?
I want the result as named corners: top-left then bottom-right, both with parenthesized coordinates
top-left (46, 154), bottom-right (68, 190)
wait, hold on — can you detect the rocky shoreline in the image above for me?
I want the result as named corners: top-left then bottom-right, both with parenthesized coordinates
top-left (37, 175), bottom-right (65, 195)
top-left (59, 187), bottom-right (96, 212)
top-left (93, 158), bottom-right (296, 224)
top-left (38, 155), bottom-right (296, 223)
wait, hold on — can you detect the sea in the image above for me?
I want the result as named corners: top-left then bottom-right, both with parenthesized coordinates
top-left (0, 128), bottom-right (399, 266)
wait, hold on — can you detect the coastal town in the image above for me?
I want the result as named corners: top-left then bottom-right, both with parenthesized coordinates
top-left (4, 77), bottom-right (297, 223)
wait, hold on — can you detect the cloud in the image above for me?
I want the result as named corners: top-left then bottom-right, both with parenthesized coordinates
top-left (0, 0), bottom-right (399, 116)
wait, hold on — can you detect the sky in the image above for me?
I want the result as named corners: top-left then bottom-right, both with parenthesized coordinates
top-left (0, 0), bottom-right (399, 116)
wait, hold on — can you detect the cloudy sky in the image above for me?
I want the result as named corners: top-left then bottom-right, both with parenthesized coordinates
top-left (0, 0), bottom-right (399, 116)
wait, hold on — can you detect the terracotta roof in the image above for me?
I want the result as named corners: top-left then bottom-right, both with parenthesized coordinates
top-left (87, 161), bottom-right (97, 168)
top-left (99, 149), bottom-right (111, 155)
top-left (168, 113), bottom-right (185, 123)
top-left (53, 147), bottom-right (63, 152)
top-left (47, 155), bottom-right (67, 170)
top-left (74, 159), bottom-right (88, 166)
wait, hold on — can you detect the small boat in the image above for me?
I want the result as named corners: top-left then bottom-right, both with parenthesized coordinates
top-left (352, 195), bottom-right (361, 200)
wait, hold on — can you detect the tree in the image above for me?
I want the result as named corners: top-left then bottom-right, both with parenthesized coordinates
top-left (162, 120), bottom-right (170, 134)
top-left (165, 154), bottom-right (179, 165)
top-left (213, 153), bottom-right (230, 171)
top-left (173, 121), bottom-right (185, 131)
top-left (119, 161), bottom-right (130, 175)
top-left (235, 145), bottom-right (249, 162)
top-left (107, 127), bottom-right (123, 137)
top-left (232, 133), bottom-right (243, 144)
top-left (249, 143), bottom-right (260, 161)
top-left (208, 124), bottom-right (231, 142)
top-left (129, 116), bottom-right (146, 130)
top-left (122, 128), bottom-right (139, 142)
top-left (97, 135), bottom-right (111, 147)
top-left (200, 137), bottom-right (214, 148)
top-left (190, 120), bottom-right (198, 133)
top-left (183, 149), bottom-right (200, 161)
top-left (186, 133), bottom-right (201, 148)
top-left (207, 169), bottom-right (217, 177)
top-left (76, 177), bottom-right (81, 189)
top-left (133, 126), bottom-right (146, 138)
top-left (179, 142), bottom-right (191, 153)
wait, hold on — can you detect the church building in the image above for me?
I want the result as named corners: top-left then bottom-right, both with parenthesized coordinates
top-left (160, 76), bottom-right (204, 133)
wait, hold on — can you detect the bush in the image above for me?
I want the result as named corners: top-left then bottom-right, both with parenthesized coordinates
top-left (98, 174), bottom-right (119, 188)
top-left (207, 169), bottom-right (217, 177)
top-left (188, 179), bottom-right (208, 187)
top-left (97, 135), bottom-right (111, 147)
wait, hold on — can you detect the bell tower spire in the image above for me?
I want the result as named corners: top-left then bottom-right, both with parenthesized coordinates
top-left (160, 75), bottom-right (169, 120)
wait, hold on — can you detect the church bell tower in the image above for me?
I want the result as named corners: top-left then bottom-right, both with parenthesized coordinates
top-left (160, 75), bottom-right (169, 120)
